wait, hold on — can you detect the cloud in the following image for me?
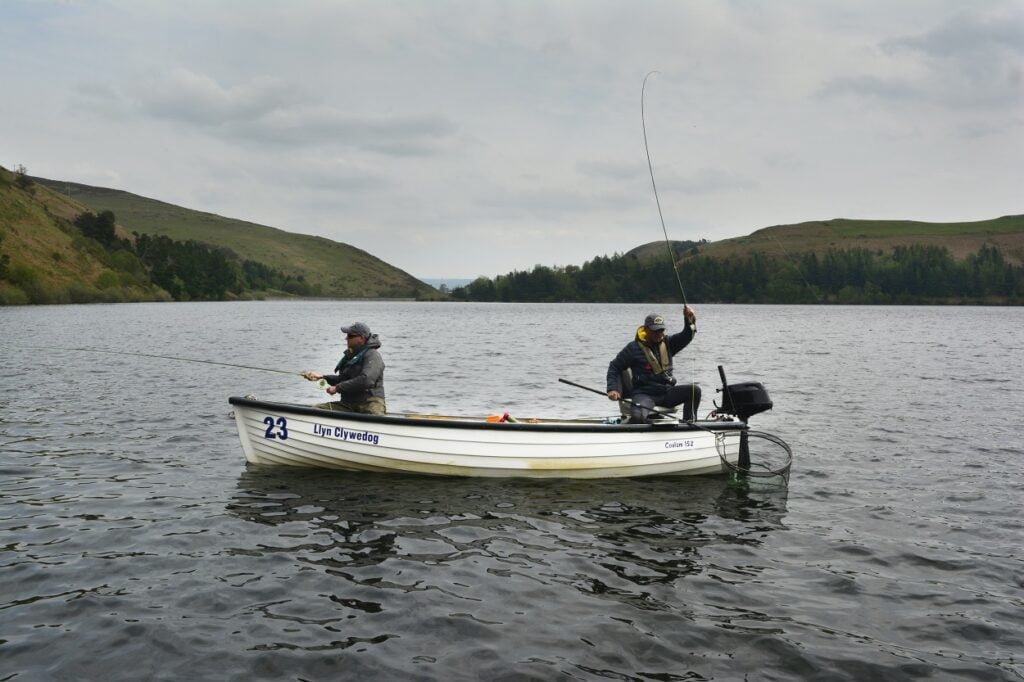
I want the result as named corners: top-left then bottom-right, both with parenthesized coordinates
top-left (817, 75), bottom-right (922, 102)
top-left (73, 82), bottom-right (130, 118)
top-left (659, 167), bottom-right (757, 195)
top-left (139, 68), bottom-right (295, 125)
top-left (231, 155), bottom-right (390, 194)
top-left (576, 160), bottom-right (644, 181)
top-left (882, 10), bottom-right (1024, 58)
top-left (475, 186), bottom-right (638, 218)
top-left (820, 8), bottom-right (1024, 110)
top-left (285, 161), bottom-right (389, 193)
top-left (79, 67), bottom-right (459, 156)
top-left (956, 117), bottom-right (1024, 139)
top-left (231, 106), bottom-right (458, 156)
top-left (576, 161), bottom-right (755, 199)
top-left (9, 1), bottom-right (1021, 278)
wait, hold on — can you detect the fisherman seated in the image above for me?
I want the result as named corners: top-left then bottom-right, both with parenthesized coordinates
top-left (606, 310), bottom-right (701, 423)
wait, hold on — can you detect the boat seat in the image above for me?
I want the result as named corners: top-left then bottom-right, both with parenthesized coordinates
top-left (618, 369), bottom-right (633, 419)
top-left (618, 369), bottom-right (674, 424)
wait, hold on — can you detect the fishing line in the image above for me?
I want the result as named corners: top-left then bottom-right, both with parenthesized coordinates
top-left (642, 70), bottom-right (688, 307)
top-left (641, 71), bottom-right (699, 423)
top-left (14, 345), bottom-right (308, 379)
top-left (766, 231), bottom-right (825, 303)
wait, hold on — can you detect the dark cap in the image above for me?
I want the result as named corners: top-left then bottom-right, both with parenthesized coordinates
top-left (340, 322), bottom-right (371, 338)
top-left (644, 313), bottom-right (666, 331)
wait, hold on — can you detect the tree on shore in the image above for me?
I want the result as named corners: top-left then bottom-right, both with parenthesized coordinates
top-left (451, 244), bottom-right (1024, 304)
top-left (74, 210), bottom-right (118, 247)
top-left (0, 231), bottom-right (9, 280)
top-left (14, 165), bottom-right (34, 193)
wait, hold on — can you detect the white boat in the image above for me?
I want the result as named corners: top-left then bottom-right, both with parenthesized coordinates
top-left (229, 396), bottom-right (745, 477)
top-left (229, 385), bottom-right (776, 478)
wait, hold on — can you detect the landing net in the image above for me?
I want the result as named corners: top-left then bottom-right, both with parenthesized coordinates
top-left (715, 430), bottom-right (793, 484)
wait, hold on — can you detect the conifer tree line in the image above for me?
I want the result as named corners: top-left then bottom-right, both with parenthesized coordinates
top-left (0, 209), bottom-right (317, 304)
top-left (451, 244), bottom-right (1024, 304)
top-left (131, 232), bottom-right (316, 300)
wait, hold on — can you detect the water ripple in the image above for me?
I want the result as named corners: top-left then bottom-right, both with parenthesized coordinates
top-left (3, 303), bottom-right (1023, 680)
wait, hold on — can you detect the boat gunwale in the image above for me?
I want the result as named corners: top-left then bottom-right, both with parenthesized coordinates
top-left (229, 396), bottom-right (747, 434)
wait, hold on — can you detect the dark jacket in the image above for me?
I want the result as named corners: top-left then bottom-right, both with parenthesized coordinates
top-left (323, 334), bottom-right (385, 402)
top-left (606, 324), bottom-right (695, 397)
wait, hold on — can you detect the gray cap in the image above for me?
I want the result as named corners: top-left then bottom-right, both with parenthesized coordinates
top-left (340, 322), bottom-right (371, 338)
top-left (644, 313), bottom-right (666, 330)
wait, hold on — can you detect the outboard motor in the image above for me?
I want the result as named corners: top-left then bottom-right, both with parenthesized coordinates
top-left (717, 366), bottom-right (773, 469)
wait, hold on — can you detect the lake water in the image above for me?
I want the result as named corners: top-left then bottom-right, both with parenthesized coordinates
top-left (1, 301), bottom-right (1022, 681)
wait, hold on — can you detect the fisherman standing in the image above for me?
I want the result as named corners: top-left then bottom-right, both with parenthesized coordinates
top-left (606, 307), bottom-right (700, 422)
top-left (303, 322), bottom-right (386, 415)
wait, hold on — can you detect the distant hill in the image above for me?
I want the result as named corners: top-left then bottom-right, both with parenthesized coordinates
top-left (421, 278), bottom-right (473, 290)
top-left (626, 218), bottom-right (1024, 266)
top-left (694, 216), bottom-right (1024, 265)
top-left (450, 214), bottom-right (1024, 304)
top-left (9, 165), bottom-right (1021, 305)
top-left (625, 239), bottom-right (705, 261)
top-left (33, 177), bottom-right (436, 299)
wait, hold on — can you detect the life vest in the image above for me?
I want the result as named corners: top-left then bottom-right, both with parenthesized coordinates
top-left (336, 346), bottom-right (370, 371)
top-left (636, 326), bottom-right (672, 379)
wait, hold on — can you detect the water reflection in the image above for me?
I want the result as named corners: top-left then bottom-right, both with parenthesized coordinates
top-left (223, 467), bottom-right (792, 667)
top-left (227, 467), bottom-right (789, 591)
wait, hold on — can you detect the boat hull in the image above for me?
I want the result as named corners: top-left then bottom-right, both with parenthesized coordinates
top-left (229, 397), bottom-right (745, 478)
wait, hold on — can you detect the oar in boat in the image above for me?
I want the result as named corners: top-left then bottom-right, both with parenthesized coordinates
top-left (557, 378), bottom-right (676, 416)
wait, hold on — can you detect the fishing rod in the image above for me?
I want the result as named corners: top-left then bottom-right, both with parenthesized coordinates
top-left (641, 72), bottom-right (699, 426)
top-left (17, 345), bottom-right (320, 383)
top-left (557, 378), bottom-right (676, 416)
top-left (642, 70), bottom-right (690, 313)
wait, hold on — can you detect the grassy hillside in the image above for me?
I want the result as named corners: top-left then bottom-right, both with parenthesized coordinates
top-left (693, 215), bottom-right (1024, 265)
top-left (12, 168), bottom-right (1021, 305)
top-left (625, 239), bottom-right (704, 261)
top-left (625, 216), bottom-right (1024, 267)
top-left (34, 178), bottom-right (436, 299)
top-left (0, 167), bottom-right (168, 304)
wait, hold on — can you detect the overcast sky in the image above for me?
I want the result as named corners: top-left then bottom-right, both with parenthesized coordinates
top-left (2, 1), bottom-right (1021, 279)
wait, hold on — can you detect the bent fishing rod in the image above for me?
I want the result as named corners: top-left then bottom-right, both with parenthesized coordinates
top-left (637, 73), bottom-right (699, 420)
top-left (642, 70), bottom-right (690, 317)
